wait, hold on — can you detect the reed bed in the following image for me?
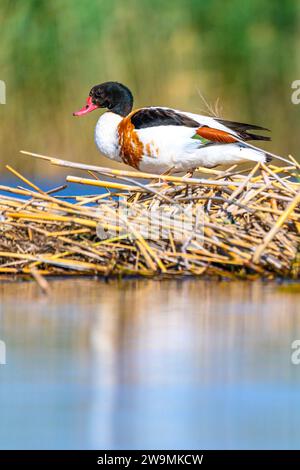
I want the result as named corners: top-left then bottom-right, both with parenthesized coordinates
top-left (0, 150), bottom-right (299, 286)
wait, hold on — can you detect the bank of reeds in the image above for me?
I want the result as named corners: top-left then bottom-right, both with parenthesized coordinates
top-left (0, 150), bottom-right (299, 285)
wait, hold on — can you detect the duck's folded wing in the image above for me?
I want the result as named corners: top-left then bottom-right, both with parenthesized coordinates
top-left (129, 107), bottom-right (270, 143)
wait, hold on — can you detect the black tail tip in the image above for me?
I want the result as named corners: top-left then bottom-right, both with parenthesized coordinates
top-left (265, 154), bottom-right (272, 163)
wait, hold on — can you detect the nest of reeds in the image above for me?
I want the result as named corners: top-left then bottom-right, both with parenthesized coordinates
top-left (0, 151), bottom-right (299, 285)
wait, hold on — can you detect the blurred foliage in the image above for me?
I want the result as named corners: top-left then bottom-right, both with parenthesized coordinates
top-left (0, 0), bottom-right (300, 175)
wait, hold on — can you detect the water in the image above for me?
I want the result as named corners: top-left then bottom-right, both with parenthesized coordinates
top-left (0, 279), bottom-right (299, 449)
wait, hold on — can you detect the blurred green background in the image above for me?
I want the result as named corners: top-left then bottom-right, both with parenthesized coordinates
top-left (1, 0), bottom-right (300, 176)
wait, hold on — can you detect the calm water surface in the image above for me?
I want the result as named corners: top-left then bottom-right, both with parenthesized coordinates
top-left (0, 279), bottom-right (299, 449)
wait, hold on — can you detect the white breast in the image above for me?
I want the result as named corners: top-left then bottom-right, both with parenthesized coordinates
top-left (94, 112), bottom-right (123, 162)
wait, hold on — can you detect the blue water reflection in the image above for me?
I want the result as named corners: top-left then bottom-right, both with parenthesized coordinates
top-left (0, 279), bottom-right (299, 449)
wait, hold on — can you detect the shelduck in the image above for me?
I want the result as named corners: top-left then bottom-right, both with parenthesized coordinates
top-left (73, 81), bottom-right (274, 173)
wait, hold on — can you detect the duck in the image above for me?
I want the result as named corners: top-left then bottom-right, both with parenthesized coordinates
top-left (73, 81), bottom-right (274, 174)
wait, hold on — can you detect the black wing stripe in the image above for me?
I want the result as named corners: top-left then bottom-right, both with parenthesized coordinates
top-left (216, 118), bottom-right (270, 132)
top-left (131, 108), bottom-right (200, 129)
top-left (243, 132), bottom-right (271, 142)
top-left (216, 118), bottom-right (271, 142)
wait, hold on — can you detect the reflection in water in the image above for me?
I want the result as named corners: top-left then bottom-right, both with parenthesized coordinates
top-left (0, 279), bottom-right (299, 449)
